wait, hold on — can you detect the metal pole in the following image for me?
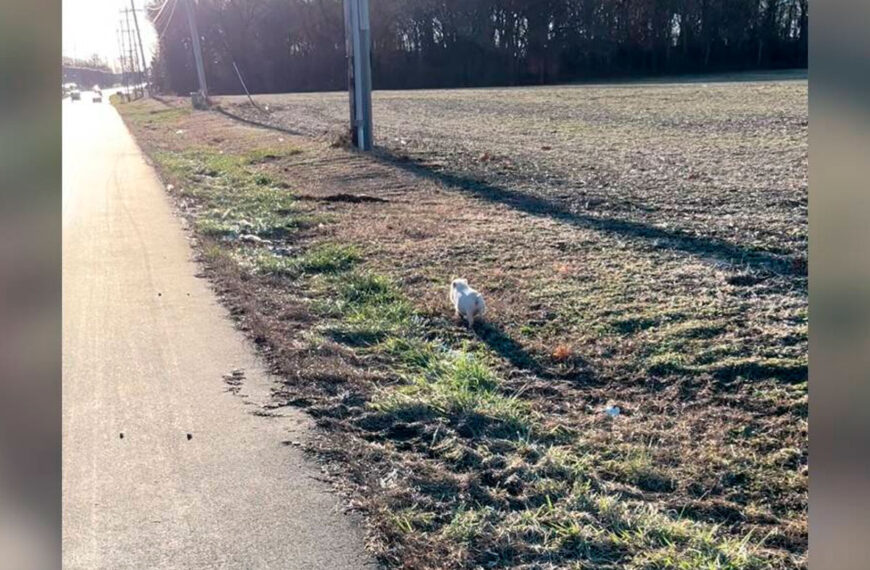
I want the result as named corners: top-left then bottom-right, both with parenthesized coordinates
top-left (358, 0), bottom-right (373, 150)
top-left (183, 0), bottom-right (209, 100)
top-left (130, 0), bottom-right (150, 93)
top-left (344, 0), bottom-right (373, 151)
top-left (343, 0), bottom-right (356, 145)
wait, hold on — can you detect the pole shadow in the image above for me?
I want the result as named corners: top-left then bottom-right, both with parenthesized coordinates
top-left (374, 149), bottom-right (806, 282)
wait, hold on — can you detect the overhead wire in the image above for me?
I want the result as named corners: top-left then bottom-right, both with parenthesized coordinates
top-left (155, 0), bottom-right (180, 41)
top-left (149, 0), bottom-right (172, 27)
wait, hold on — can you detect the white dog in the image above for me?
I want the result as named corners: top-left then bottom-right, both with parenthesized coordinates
top-left (450, 278), bottom-right (486, 328)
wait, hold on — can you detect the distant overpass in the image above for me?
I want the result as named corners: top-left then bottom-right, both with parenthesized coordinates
top-left (62, 65), bottom-right (130, 88)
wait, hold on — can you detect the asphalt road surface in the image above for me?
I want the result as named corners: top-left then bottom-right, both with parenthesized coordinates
top-left (62, 95), bottom-right (373, 569)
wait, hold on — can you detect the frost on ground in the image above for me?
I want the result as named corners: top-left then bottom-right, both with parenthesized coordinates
top-left (116, 76), bottom-right (807, 569)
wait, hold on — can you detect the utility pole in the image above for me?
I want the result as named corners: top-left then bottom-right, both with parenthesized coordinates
top-left (183, 0), bottom-right (209, 108)
top-left (129, 0), bottom-right (149, 93)
top-left (343, 0), bottom-right (373, 151)
top-left (119, 15), bottom-right (135, 99)
top-left (123, 7), bottom-right (140, 96)
top-left (117, 27), bottom-right (130, 99)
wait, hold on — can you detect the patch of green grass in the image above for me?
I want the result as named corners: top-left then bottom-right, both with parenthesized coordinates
top-left (573, 492), bottom-right (766, 569)
top-left (249, 243), bottom-right (360, 278)
top-left (631, 522), bottom-right (765, 570)
top-left (387, 506), bottom-right (437, 535)
top-left (312, 267), bottom-right (533, 434)
top-left (299, 243), bottom-right (360, 273)
top-left (381, 337), bottom-right (444, 371)
top-left (441, 506), bottom-right (494, 543)
top-left (195, 218), bottom-right (237, 238)
top-left (321, 272), bottom-right (416, 346)
top-left (251, 252), bottom-right (297, 276)
top-left (336, 271), bottom-right (403, 306)
top-left (374, 350), bottom-right (532, 437)
top-left (604, 448), bottom-right (676, 492)
top-left (244, 146), bottom-right (302, 164)
top-left (151, 147), bottom-right (308, 243)
top-left (154, 148), bottom-right (292, 198)
top-left (119, 102), bottom-right (191, 126)
top-left (538, 445), bottom-right (591, 481)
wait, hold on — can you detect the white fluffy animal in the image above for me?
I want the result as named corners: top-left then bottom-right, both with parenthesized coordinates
top-left (450, 278), bottom-right (486, 327)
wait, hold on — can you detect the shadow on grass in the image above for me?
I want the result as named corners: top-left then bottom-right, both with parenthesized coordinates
top-left (475, 321), bottom-right (598, 388)
top-left (476, 321), bottom-right (545, 375)
top-left (375, 150), bottom-right (806, 281)
top-left (213, 105), bottom-right (306, 136)
top-left (211, 104), bottom-right (806, 280)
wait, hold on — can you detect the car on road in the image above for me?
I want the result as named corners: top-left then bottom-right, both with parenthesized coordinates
top-left (92, 86), bottom-right (103, 103)
top-left (70, 90), bottom-right (81, 101)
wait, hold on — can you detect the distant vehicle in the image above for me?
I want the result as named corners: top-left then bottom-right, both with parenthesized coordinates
top-left (92, 86), bottom-right (103, 103)
top-left (70, 90), bottom-right (81, 101)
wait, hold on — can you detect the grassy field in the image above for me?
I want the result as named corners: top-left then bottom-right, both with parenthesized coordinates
top-left (116, 75), bottom-right (807, 569)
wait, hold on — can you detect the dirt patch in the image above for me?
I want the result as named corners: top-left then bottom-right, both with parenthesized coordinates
top-left (298, 193), bottom-right (390, 204)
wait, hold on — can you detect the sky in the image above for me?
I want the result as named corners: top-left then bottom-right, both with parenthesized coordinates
top-left (63, 0), bottom-right (161, 70)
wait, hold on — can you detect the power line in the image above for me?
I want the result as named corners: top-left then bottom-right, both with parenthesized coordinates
top-left (156, 0), bottom-right (179, 41)
top-left (149, 0), bottom-right (172, 25)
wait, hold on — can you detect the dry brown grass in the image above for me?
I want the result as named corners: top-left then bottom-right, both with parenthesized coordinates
top-left (116, 77), bottom-right (807, 569)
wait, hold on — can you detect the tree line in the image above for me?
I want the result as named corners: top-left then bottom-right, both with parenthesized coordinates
top-left (148, 0), bottom-right (808, 95)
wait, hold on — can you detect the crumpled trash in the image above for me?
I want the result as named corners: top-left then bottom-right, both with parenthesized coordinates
top-left (604, 405), bottom-right (621, 418)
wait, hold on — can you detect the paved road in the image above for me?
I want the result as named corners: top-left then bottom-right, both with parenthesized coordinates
top-left (62, 96), bottom-right (372, 569)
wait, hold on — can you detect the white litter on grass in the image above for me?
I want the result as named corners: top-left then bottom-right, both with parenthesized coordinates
top-left (604, 405), bottom-right (621, 418)
top-left (175, 129), bottom-right (184, 135)
top-left (239, 234), bottom-right (271, 245)
top-left (166, 184), bottom-right (174, 192)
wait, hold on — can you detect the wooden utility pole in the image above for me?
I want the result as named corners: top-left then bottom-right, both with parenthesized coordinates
top-left (183, 0), bottom-right (209, 107)
top-left (119, 12), bottom-right (139, 98)
top-left (343, 0), bottom-right (373, 151)
top-left (117, 27), bottom-right (130, 99)
top-left (129, 0), bottom-right (149, 92)
top-left (123, 7), bottom-right (140, 94)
